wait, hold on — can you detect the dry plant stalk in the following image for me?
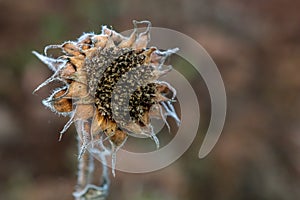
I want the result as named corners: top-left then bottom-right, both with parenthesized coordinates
top-left (33, 20), bottom-right (180, 199)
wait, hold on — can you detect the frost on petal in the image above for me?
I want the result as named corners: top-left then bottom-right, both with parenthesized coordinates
top-left (32, 51), bottom-right (67, 72)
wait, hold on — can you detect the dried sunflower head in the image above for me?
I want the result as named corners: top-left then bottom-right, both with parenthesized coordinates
top-left (33, 20), bottom-right (180, 169)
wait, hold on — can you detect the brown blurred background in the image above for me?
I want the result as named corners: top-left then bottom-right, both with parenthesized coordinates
top-left (1, 0), bottom-right (300, 199)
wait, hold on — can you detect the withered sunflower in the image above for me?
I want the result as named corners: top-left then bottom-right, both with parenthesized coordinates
top-left (33, 20), bottom-right (180, 199)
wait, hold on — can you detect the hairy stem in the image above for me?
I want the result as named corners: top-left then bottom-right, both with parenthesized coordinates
top-left (73, 120), bottom-right (109, 200)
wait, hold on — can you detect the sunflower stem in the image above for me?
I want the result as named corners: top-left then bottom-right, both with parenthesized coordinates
top-left (73, 121), bottom-right (109, 200)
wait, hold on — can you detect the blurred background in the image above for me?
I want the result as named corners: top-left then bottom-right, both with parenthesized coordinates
top-left (1, 0), bottom-right (300, 199)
